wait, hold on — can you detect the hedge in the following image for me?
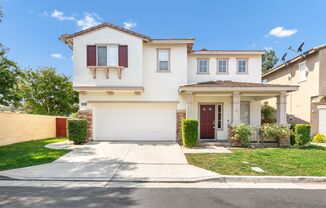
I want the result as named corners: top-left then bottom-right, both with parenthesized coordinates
top-left (181, 119), bottom-right (198, 147)
top-left (293, 124), bottom-right (311, 147)
top-left (68, 119), bottom-right (88, 144)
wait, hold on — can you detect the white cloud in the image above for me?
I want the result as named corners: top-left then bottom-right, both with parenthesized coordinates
top-left (43, 10), bottom-right (102, 30)
top-left (77, 13), bottom-right (101, 30)
top-left (268, 26), bottom-right (298, 37)
top-left (51, 9), bottom-right (75, 21)
top-left (123, 21), bottom-right (137, 30)
top-left (51, 53), bottom-right (65, 59)
top-left (264, 46), bottom-right (273, 51)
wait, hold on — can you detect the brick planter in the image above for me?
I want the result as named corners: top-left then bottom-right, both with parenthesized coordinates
top-left (78, 110), bottom-right (93, 141)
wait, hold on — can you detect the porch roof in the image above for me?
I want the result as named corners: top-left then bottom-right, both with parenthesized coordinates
top-left (179, 80), bottom-right (299, 93)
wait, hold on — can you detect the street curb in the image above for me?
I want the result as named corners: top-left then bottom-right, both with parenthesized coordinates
top-left (2, 174), bottom-right (326, 183)
top-left (212, 176), bottom-right (326, 183)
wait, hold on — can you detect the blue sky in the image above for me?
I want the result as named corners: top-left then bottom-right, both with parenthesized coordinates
top-left (1, 0), bottom-right (325, 77)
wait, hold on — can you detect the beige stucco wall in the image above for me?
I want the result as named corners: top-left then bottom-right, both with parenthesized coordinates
top-left (0, 112), bottom-right (56, 146)
top-left (263, 52), bottom-right (320, 124)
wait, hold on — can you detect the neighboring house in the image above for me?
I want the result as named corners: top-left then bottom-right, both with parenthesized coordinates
top-left (60, 23), bottom-right (298, 142)
top-left (262, 44), bottom-right (326, 136)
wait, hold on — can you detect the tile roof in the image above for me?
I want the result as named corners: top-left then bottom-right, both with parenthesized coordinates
top-left (180, 80), bottom-right (298, 88)
top-left (60, 23), bottom-right (151, 44)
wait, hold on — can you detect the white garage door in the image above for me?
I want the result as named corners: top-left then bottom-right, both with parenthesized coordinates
top-left (319, 108), bottom-right (326, 135)
top-left (93, 103), bottom-right (176, 141)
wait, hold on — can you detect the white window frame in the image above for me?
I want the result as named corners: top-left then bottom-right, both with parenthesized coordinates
top-left (157, 49), bottom-right (171, 72)
top-left (197, 58), bottom-right (209, 74)
top-left (96, 45), bottom-right (108, 67)
top-left (236, 58), bottom-right (248, 74)
top-left (96, 44), bottom-right (119, 67)
top-left (298, 61), bottom-right (307, 82)
top-left (216, 103), bottom-right (223, 130)
top-left (216, 58), bottom-right (229, 74)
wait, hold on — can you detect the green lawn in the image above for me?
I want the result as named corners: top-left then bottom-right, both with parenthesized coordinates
top-left (186, 145), bottom-right (326, 176)
top-left (0, 138), bottom-right (71, 171)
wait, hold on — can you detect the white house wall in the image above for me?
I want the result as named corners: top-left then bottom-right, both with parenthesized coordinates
top-left (73, 27), bottom-right (144, 87)
top-left (187, 54), bottom-right (262, 83)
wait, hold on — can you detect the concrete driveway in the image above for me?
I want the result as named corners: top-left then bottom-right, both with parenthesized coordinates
top-left (0, 142), bottom-right (218, 182)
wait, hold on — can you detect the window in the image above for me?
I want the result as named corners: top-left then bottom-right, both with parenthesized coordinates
top-left (108, 45), bottom-right (118, 66)
top-left (157, 49), bottom-right (170, 72)
top-left (240, 102), bottom-right (250, 124)
top-left (237, 59), bottom-right (248, 73)
top-left (197, 59), bottom-right (209, 74)
top-left (299, 62), bottom-right (307, 82)
top-left (216, 104), bottom-right (223, 130)
top-left (96, 45), bottom-right (119, 67)
top-left (97, 46), bottom-right (107, 66)
top-left (217, 59), bottom-right (228, 74)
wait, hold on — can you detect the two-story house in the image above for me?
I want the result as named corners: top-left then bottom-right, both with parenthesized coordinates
top-left (262, 44), bottom-right (326, 136)
top-left (60, 23), bottom-right (298, 142)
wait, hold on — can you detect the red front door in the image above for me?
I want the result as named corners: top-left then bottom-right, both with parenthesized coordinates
top-left (200, 105), bottom-right (215, 139)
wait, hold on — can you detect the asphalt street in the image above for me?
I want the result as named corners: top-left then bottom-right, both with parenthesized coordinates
top-left (1, 186), bottom-right (326, 208)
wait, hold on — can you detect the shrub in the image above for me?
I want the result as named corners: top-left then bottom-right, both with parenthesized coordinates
top-left (294, 124), bottom-right (311, 147)
top-left (231, 124), bottom-right (252, 147)
top-left (290, 124), bottom-right (296, 146)
top-left (68, 119), bottom-right (87, 144)
top-left (260, 124), bottom-right (291, 146)
top-left (182, 119), bottom-right (198, 147)
top-left (312, 133), bottom-right (326, 143)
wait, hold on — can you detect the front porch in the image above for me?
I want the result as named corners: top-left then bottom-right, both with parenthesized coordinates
top-left (179, 81), bottom-right (298, 142)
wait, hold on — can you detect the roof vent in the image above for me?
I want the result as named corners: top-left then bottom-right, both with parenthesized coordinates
top-left (201, 48), bottom-right (208, 51)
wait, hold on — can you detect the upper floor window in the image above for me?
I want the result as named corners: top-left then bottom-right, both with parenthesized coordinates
top-left (97, 45), bottom-right (119, 67)
top-left (216, 59), bottom-right (228, 74)
top-left (197, 59), bottom-right (209, 74)
top-left (87, 44), bottom-right (128, 68)
top-left (298, 61), bottom-right (307, 82)
top-left (237, 59), bottom-right (248, 73)
top-left (157, 49), bottom-right (170, 72)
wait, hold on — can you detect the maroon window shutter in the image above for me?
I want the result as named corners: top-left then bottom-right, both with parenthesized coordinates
top-left (119, 45), bottom-right (128, 67)
top-left (87, 45), bottom-right (96, 66)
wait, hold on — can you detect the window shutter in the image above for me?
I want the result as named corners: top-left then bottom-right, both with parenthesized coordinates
top-left (87, 45), bottom-right (96, 66)
top-left (119, 45), bottom-right (128, 67)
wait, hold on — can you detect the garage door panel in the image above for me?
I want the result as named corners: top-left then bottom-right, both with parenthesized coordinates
top-left (93, 104), bottom-right (176, 141)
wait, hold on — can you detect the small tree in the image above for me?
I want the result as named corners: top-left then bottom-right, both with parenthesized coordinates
top-left (261, 101), bottom-right (276, 124)
top-left (262, 50), bottom-right (278, 73)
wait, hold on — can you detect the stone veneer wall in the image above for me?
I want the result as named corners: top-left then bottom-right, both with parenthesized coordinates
top-left (176, 111), bottom-right (186, 142)
top-left (78, 110), bottom-right (93, 141)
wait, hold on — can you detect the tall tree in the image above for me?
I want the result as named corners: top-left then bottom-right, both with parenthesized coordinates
top-left (262, 50), bottom-right (278, 73)
top-left (20, 67), bottom-right (79, 116)
top-left (0, 6), bottom-right (21, 108)
top-left (0, 47), bottom-right (21, 108)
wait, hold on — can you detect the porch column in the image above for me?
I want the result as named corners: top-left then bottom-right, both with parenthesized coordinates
top-left (232, 91), bottom-right (241, 125)
top-left (186, 92), bottom-right (194, 119)
top-left (277, 91), bottom-right (287, 125)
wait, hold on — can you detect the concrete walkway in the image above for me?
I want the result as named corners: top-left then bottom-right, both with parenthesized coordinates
top-left (0, 141), bottom-right (218, 182)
